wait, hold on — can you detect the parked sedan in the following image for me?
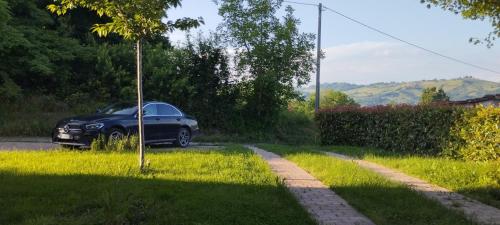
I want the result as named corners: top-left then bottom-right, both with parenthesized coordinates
top-left (52, 101), bottom-right (199, 148)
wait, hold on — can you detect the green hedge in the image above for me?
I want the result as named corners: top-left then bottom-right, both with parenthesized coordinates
top-left (316, 105), bottom-right (499, 161)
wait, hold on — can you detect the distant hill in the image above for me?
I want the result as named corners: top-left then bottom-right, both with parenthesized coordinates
top-left (302, 77), bottom-right (500, 106)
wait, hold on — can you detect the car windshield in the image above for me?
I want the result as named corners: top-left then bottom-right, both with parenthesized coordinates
top-left (100, 103), bottom-right (137, 115)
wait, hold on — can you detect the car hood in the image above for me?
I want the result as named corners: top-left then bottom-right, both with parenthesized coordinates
top-left (59, 114), bottom-right (131, 125)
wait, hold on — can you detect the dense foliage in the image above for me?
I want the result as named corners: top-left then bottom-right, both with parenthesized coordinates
top-left (446, 106), bottom-right (500, 161)
top-left (317, 104), bottom-right (499, 161)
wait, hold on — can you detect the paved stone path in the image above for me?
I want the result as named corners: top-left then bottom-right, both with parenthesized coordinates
top-left (0, 141), bottom-right (56, 151)
top-left (247, 145), bottom-right (375, 225)
top-left (0, 137), bottom-right (55, 150)
top-left (324, 152), bottom-right (500, 225)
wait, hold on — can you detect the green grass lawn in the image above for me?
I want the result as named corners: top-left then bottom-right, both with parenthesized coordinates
top-left (0, 146), bottom-right (315, 225)
top-left (322, 145), bottom-right (500, 209)
top-left (257, 144), bottom-right (477, 225)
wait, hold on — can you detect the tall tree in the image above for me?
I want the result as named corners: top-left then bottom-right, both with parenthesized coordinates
top-left (421, 0), bottom-right (499, 47)
top-left (420, 87), bottom-right (450, 104)
top-left (217, 0), bottom-right (315, 128)
top-left (183, 34), bottom-right (237, 129)
top-left (47, 0), bottom-right (202, 169)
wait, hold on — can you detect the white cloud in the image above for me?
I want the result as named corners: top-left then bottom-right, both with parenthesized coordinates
top-left (315, 42), bottom-right (500, 84)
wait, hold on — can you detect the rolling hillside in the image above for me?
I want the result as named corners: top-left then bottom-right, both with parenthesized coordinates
top-left (303, 77), bottom-right (500, 106)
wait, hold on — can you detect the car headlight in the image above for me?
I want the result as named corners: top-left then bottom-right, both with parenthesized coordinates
top-left (85, 123), bottom-right (104, 130)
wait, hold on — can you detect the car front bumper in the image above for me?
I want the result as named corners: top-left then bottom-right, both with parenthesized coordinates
top-left (52, 127), bottom-right (101, 147)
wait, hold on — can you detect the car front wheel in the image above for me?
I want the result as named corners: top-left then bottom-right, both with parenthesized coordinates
top-left (175, 128), bottom-right (191, 148)
top-left (107, 128), bottom-right (125, 143)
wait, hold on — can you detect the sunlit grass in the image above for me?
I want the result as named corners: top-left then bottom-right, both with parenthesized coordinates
top-left (325, 146), bottom-right (500, 209)
top-left (0, 145), bottom-right (315, 225)
top-left (258, 144), bottom-right (477, 225)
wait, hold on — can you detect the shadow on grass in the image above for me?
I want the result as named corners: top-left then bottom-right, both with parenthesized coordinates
top-left (0, 171), bottom-right (315, 225)
top-left (322, 145), bottom-right (415, 158)
top-left (146, 144), bottom-right (226, 153)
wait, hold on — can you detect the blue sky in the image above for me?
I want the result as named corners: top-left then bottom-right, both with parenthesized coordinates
top-left (167, 0), bottom-right (500, 84)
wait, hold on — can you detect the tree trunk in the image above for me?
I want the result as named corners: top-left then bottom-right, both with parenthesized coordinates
top-left (136, 39), bottom-right (145, 170)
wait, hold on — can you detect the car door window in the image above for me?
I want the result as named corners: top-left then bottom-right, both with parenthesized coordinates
top-left (143, 104), bottom-right (158, 116)
top-left (157, 104), bottom-right (181, 116)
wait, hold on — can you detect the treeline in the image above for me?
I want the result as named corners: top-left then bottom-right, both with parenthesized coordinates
top-left (0, 0), bottom-right (318, 138)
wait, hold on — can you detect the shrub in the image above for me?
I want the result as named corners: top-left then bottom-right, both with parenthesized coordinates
top-left (194, 109), bottom-right (319, 145)
top-left (90, 135), bottom-right (139, 152)
top-left (316, 104), bottom-right (499, 161)
top-left (447, 106), bottom-right (500, 161)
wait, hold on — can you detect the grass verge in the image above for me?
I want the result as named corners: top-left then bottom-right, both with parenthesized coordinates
top-left (257, 144), bottom-right (477, 225)
top-left (324, 145), bottom-right (500, 209)
top-left (0, 145), bottom-right (315, 225)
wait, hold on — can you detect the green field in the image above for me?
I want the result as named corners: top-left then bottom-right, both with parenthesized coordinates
top-left (319, 145), bottom-right (500, 209)
top-left (0, 146), bottom-right (315, 225)
top-left (258, 144), bottom-right (477, 225)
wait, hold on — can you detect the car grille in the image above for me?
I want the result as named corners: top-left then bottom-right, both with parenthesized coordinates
top-left (58, 123), bottom-right (83, 134)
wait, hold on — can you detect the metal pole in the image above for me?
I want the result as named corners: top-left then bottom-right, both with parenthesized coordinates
top-left (315, 3), bottom-right (322, 113)
top-left (136, 39), bottom-right (145, 170)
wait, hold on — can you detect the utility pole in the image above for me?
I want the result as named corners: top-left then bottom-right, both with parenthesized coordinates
top-left (315, 3), bottom-right (322, 113)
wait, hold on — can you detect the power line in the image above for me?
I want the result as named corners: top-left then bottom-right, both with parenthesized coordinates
top-left (283, 0), bottom-right (500, 75)
top-left (321, 6), bottom-right (500, 75)
top-left (283, 0), bottom-right (317, 7)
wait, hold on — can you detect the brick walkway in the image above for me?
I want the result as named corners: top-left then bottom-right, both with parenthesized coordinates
top-left (324, 152), bottom-right (500, 225)
top-left (247, 145), bottom-right (375, 225)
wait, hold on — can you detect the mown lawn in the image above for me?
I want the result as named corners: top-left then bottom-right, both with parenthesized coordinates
top-left (0, 146), bottom-right (315, 225)
top-left (323, 146), bottom-right (500, 209)
top-left (258, 144), bottom-right (477, 225)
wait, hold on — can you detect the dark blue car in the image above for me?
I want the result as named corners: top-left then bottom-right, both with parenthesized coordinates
top-left (52, 101), bottom-right (199, 148)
